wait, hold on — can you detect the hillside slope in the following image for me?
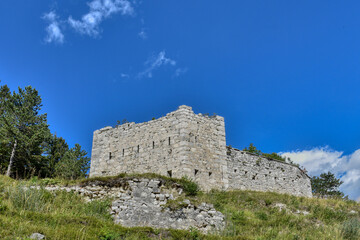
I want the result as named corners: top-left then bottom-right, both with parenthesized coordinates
top-left (0, 175), bottom-right (359, 240)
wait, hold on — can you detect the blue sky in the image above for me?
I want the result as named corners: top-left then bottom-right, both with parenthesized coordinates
top-left (1, 1), bottom-right (359, 200)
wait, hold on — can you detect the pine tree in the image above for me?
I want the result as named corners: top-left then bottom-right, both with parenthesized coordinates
top-left (55, 144), bottom-right (90, 180)
top-left (311, 172), bottom-right (345, 198)
top-left (0, 84), bottom-right (50, 177)
top-left (243, 143), bottom-right (262, 155)
top-left (43, 134), bottom-right (69, 178)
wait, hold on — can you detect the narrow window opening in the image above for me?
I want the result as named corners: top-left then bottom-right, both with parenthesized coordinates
top-left (168, 137), bottom-right (171, 145)
top-left (195, 136), bottom-right (197, 143)
top-left (209, 172), bottom-right (212, 177)
top-left (122, 149), bottom-right (124, 156)
top-left (167, 170), bottom-right (172, 178)
top-left (152, 141), bottom-right (155, 149)
top-left (137, 145), bottom-right (140, 153)
top-left (234, 169), bottom-right (237, 173)
top-left (194, 169), bottom-right (199, 176)
top-left (109, 152), bottom-right (112, 160)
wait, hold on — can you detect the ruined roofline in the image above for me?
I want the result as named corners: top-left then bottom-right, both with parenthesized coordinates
top-left (227, 146), bottom-right (310, 179)
top-left (94, 105), bottom-right (224, 134)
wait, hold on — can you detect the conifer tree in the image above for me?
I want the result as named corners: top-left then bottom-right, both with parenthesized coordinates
top-left (54, 144), bottom-right (90, 180)
top-left (0, 84), bottom-right (50, 177)
top-left (311, 171), bottom-right (345, 198)
top-left (43, 134), bottom-right (69, 178)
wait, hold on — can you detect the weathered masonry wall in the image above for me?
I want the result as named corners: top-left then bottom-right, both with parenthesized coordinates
top-left (90, 105), bottom-right (228, 190)
top-left (90, 105), bottom-right (312, 197)
top-left (178, 107), bottom-right (228, 190)
top-left (226, 148), bottom-right (312, 197)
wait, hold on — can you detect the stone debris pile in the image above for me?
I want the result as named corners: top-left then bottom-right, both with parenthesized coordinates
top-left (111, 178), bottom-right (225, 232)
top-left (33, 177), bottom-right (225, 233)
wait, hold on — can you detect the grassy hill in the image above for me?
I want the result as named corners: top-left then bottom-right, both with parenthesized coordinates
top-left (0, 174), bottom-right (359, 240)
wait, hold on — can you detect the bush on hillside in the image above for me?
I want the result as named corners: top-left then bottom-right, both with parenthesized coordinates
top-left (341, 218), bottom-right (360, 239)
top-left (180, 176), bottom-right (199, 196)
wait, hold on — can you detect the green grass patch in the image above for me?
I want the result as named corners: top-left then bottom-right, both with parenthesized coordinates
top-left (0, 174), bottom-right (359, 239)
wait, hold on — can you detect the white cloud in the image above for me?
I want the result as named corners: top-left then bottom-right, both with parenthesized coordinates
top-left (68, 0), bottom-right (134, 36)
top-left (43, 11), bottom-right (64, 44)
top-left (138, 29), bottom-right (147, 39)
top-left (281, 146), bottom-right (344, 176)
top-left (138, 51), bottom-right (177, 78)
top-left (120, 73), bottom-right (130, 78)
top-left (281, 147), bottom-right (360, 200)
top-left (174, 67), bottom-right (188, 77)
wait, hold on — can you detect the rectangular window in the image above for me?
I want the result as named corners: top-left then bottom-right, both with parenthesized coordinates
top-left (137, 145), bottom-right (140, 153)
top-left (153, 141), bottom-right (155, 149)
top-left (168, 137), bottom-right (171, 145)
top-left (109, 152), bottom-right (112, 159)
top-left (122, 149), bottom-right (124, 156)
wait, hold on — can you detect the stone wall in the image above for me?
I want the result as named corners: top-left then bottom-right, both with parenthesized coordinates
top-left (90, 105), bottom-right (228, 191)
top-left (226, 148), bottom-right (312, 197)
top-left (90, 105), bottom-right (312, 197)
top-left (37, 178), bottom-right (225, 233)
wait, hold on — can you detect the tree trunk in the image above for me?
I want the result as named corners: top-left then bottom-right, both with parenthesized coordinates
top-left (6, 139), bottom-right (17, 177)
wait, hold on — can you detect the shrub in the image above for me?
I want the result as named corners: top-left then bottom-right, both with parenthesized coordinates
top-left (189, 227), bottom-right (201, 240)
top-left (99, 228), bottom-right (120, 240)
top-left (231, 210), bottom-right (247, 225)
top-left (39, 178), bottom-right (62, 186)
top-left (180, 177), bottom-right (199, 196)
top-left (0, 198), bottom-right (8, 213)
top-left (341, 218), bottom-right (360, 240)
top-left (255, 211), bottom-right (269, 221)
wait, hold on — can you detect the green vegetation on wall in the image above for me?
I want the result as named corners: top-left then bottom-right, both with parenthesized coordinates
top-left (242, 143), bottom-right (287, 162)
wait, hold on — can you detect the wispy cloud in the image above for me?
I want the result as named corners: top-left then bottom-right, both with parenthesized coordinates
top-left (120, 73), bottom-right (130, 78)
top-left (281, 147), bottom-right (360, 200)
top-left (43, 11), bottom-right (64, 44)
top-left (138, 51), bottom-right (177, 78)
top-left (68, 0), bottom-right (134, 36)
top-left (174, 67), bottom-right (188, 77)
top-left (138, 28), bottom-right (147, 39)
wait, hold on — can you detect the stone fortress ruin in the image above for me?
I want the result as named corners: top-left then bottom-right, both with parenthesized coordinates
top-left (90, 105), bottom-right (312, 197)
